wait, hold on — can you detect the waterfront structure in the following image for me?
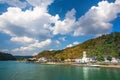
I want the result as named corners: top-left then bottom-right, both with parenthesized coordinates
top-left (75, 51), bottom-right (95, 63)
top-left (104, 57), bottom-right (110, 63)
top-left (111, 57), bottom-right (118, 63)
top-left (37, 57), bottom-right (47, 63)
top-left (81, 51), bottom-right (89, 63)
top-left (75, 58), bottom-right (82, 63)
top-left (64, 59), bottom-right (71, 62)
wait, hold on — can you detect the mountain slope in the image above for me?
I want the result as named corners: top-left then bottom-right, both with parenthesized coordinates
top-left (0, 52), bottom-right (16, 61)
top-left (35, 32), bottom-right (120, 59)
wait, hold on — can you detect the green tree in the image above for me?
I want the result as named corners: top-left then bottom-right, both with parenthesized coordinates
top-left (97, 55), bottom-right (105, 62)
top-left (107, 56), bottom-right (112, 61)
top-left (61, 57), bottom-right (65, 61)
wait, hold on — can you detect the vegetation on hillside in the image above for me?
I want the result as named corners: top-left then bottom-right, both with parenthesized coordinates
top-left (0, 52), bottom-right (16, 61)
top-left (35, 32), bottom-right (120, 60)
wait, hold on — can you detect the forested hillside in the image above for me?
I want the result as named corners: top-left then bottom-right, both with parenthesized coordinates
top-left (35, 32), bottom-right (120, 59)
top-left (0, 52), bottom-right (16, 61)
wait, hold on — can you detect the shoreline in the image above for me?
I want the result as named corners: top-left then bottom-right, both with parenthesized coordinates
top-left (43, 62), bottom-right (120, 68)
top-left (25, 61), bottom-right (120, 68)
top-left (99, 65), bottom-right (120, 68)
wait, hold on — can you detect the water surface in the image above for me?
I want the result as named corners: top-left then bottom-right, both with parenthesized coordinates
top-left (0, 61), bottom-right (120, 80)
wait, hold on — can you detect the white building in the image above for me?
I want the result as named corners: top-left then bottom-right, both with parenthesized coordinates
top-left (111, 57), bottom-right (118, 63)
top-left (75, 58), bottom-right (82, 63)
top-left (75, 51), bottom-right (95, 63)
top-left (37, 57), bottom-right (47, 63)
top-left (81, 51), bottom-right (89, 63)
top-left (104, 57), bottom-right (110, 63)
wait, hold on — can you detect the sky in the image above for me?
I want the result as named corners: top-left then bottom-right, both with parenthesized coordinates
top-left (0, 0), bottom-right (120, 56)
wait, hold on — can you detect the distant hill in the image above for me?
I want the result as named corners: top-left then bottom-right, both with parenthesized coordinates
top-left (0, 52), bottom-right (16, 61)
top-left (15, 56), bottom-right (33, 60)
top-left (35, 32), bottom-right (120, 59)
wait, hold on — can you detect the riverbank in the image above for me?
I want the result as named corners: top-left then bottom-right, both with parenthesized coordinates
top-left (99, 65), bottom-right (120, 68)
top-left (42, 62), bottom-right (120, 68)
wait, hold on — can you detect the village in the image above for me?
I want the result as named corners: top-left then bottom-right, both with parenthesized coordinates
top-left (27, 51), bottom-right (120, 67)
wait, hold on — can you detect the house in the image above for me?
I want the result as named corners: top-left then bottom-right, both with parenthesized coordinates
top-left (111, 57), bottom-right (118, 63)
top-left (75, 51), bottom-right (95, 63)
top-left (37, 57), bottom-right (47, 63)
top-left (81, 51), bottom-right (90, 63)
top-left (75, 58), bottom-right (82, 63)
top-left (104, 57), bottom-right (110, 63)
top-left (64, 59), bottom-right (71, 62)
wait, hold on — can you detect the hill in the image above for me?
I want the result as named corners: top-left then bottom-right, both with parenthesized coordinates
top-left (35, 32), bottom-right (120, 60)
top-left (0, 52), bottom-right (16, 61)
top-left (15, 56), bottom-right (33, 60)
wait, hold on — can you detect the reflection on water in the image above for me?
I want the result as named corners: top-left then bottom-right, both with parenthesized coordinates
top-left (83, 67), bottom-right (100, 80)
top-left (83, 67), bottom-right (89, 80)
top-left (0, 61), bottom-right (120, 80)
top-left (82, 67), bottom-right (120, 80)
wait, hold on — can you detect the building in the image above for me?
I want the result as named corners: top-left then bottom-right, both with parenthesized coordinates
top-left (75, 51), bottom-right (95, 63)
top-left (37, 57), bottom-right (47, 63)
top-left (75, 58), bottom-right (82, 63)
top-left (81, 51), bottom-right (90, 63)
top-left (111, 57), bottom-right (118, 63)
top-left (64, 59), bottom-right (71, 62)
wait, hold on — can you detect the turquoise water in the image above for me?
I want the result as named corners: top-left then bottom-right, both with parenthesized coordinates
top-left (0, 61), bottom-right (120, 80)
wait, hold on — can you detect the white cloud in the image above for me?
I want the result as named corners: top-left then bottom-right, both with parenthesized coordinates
top-left (0, 0), bottom-right (27, 9)
top-left (32, 52), bottom-right (38, 56)
top-left (0, 0), bottom-right (58, 40)
top-left (73, 41), bottom-right (79, 45)
top-left (49, 49), bottom-right (54, 51)
top-left (53, 9), bottom-right (76, 35)
top-left (12, 39), bottom-right (52, 52)
top-left (0, 7), bottom-right (54, 38)
top-left (66, 41), bottom-right (79, 48)
top-left (52, 0), bottom-right (120, 36)
top-left (0, 0), bottom-right (56, 55)
top-left (0, 0), bottom-right (54, 9)
top-left (10, 36), bottom-right (38, 44)
top-left (1, 0), bottom-right (120, 55)
top-left (66, 44), bottom-right (73, 48)
top-left (116, 0), bottom-right (120, 4)
top-left (26, 0), bottom-right (53, 9)
top-left (0, 49), bottom-right (9, 53)
top-left (73, 0), bottom-right (120, 36)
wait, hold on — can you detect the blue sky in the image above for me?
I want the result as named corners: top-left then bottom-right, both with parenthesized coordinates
top-left (0, 0), bottom-right (120, 56)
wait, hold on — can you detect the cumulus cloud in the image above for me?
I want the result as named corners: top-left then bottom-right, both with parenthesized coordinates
top-left (0, 0), bottom-right (120, 55)
top-left (26, 0), bottom-right (53, 9)
top-left (12, 39), bottom-right (51, 52)
top-left (0, 0), bottom-right (27, 9)
top-left (0, 7), bottom-right (54, 38)
top-left (0, 49), bottom-right (9, 53)
top-left (0, 0), bottom-right (57, 41)
top-left (0, 0), bottom-right (55, 55)
top-left (73, 41), bottom-right (79, 45)
top-left (116, 0), bottom-right (120, 4)
top-left (66, 41), bottom-right (79, 48)
top-left (73, 0), bottom-right (120, 36)
top-left (66, 44), bottom-right (73, 48)
top-left (10, 36), bottom-right (38, 44)
top-left (0, 0), bottom-right (53, 9)
top-left (53, 9), bottom-right (76, 35)
top-left (32, 52), bottom-right (38, 56)
top-left (52, 0), bottom-right (120, 36)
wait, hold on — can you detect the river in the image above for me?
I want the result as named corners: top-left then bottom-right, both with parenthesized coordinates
top-left (0, 61), bottom-right (120, 80)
